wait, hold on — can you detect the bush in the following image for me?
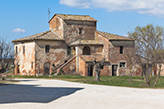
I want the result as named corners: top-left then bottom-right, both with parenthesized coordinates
top-left (51, 71), bottom-right (56, 75)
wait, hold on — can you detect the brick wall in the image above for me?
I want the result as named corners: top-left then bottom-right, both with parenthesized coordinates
top-left (49, 16), bottom-right (64, 38)
top-left (95, 31), bottom-right (109, 60)
top-left (35, 40), bottom-right (67, 74)
top-left (79, 57), bottom-right (86, 76)
top-left (61, 57), bottom-right (76, 75)
top-left (63, 21), bottom-right (96, 45)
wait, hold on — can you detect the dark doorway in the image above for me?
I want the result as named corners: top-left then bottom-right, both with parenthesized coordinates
top-left (112, 65), bottom-right (118, 76)
top-left (83, 46), bottom-right (91, 55)
top-left (44, 62), bottom-right (50, 75)
top-left (88, 65), bottom-right (93, 76)
top-left (17, 65), bottom-right (20, 74)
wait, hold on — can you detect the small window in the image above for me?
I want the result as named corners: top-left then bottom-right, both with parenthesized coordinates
top-left (120, 62), bottom-right (126, 68)
top-left (120, 46), bottom-right (123, 54)
top-left (31, 62), bottom-right (33, 69)
top-left (23, 46), bottom-right (25, 54)
top-left (67, 46), bottom-right (71, 55)
top-left (16, 46), bottom-right (18, 55)
top-left (45, 45), bottom-right (50, 53)
top-left (52, 64), bottom-right (55, 67)
top-left (79, 28), bottom-right (82, 34)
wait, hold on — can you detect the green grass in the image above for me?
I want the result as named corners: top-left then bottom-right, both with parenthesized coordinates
top-left (6, 75), bottom-right (164, 88)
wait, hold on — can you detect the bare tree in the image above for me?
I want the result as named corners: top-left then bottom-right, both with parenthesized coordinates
top-left (128, 24), bottom-right (164, 87)
top-left (125, 48), bottom-right (135, 83)
top-left (0, 37), bottom-right (14, 73)
top-left (92, 58), bottom-right (105, 81)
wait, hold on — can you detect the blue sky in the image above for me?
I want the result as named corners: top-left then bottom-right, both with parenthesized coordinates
top-left (0, 0), bottom-right (164, 42)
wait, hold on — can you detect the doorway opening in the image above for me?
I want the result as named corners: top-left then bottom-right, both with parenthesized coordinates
top-left (112, 65), bottom-right (118, 76)
top-left (88, 65), bottom-right (94, 76)
top-left (44, 62), bottom-right (50, 75)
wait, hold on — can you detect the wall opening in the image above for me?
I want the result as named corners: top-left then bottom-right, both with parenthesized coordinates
top-left (88, 65), bottom-right (93, 76)
top-left (120, 46), bottom-right (123, 54)
top-left (112, 65), bottom-right (118, 76)
top-left (44, 62), bottom-right (50, 75)
top-left (45, 45), bottom-right (50, 53)
top-left (83, 46), bottom-right (91, 55)
top-left (17, 65), bottom-right (20, 74)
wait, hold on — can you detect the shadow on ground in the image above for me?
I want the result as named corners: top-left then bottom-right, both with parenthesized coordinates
top-left (0, 84), bottom-right (83, 104)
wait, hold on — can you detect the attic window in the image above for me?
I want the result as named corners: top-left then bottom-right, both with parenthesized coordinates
top-left (79, 28), bottom-right (82, 34)
top-left (45, 45), bottom-right (50, 53)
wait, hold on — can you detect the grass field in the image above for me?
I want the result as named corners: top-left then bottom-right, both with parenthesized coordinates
top-left (5, 75), bottom-right (164, 88)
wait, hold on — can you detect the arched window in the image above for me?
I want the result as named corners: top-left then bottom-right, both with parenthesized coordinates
top-left (83, 46), bottom-right (91, 55)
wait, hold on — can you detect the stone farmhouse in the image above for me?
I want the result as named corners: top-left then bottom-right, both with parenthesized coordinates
top-left (12, 14), bottom-right (140, 76)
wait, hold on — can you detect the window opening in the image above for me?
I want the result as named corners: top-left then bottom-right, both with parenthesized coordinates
top-left (23, 46), bottom-right (25, 54)
top-left (120, 62), bottom-right (126, 68)
top-left (79, 28), bottom-right (82, 34)
top-left (45, 45), bottom-right (50, 53)
top-left (120, 46), bottom-right (123, 54)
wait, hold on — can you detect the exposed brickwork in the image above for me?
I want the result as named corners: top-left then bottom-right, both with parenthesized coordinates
top-left (61, 57), bottom-right (76, 75)
top-left (100, 66), bottom-right (110, 76)
top-left (13, 14), bottom-right (138, 77)
top-left (95, 31), bottom-right (109, 60)
top-left (63, 21), bottom-right (96, 45)
top-left (35, 40), bottom-right (67, 74)
top-left (79, 57), bottom-right (86, 76)
top-left (49, 16), bottom-right (64, 38)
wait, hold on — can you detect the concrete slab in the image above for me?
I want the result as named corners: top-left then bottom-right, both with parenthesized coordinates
top-left (0, 79), bottom-right (164, 109)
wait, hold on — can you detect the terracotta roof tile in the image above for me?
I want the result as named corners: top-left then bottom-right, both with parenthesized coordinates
top-left (70, 39), bottom-right (103, 46)
top-left (12, 31), bottom-right (63, 42)
top-left (97, 31), bottom-right (134, 41)
top-left (49, 14), bottom-right (97, 22)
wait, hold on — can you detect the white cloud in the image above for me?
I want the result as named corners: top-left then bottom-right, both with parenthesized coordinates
top-left (12, 28), bottom-right (26, 33)
top-left (60, 0), bottom-right (164, 16)
top-left (60, 0), bottom-right (91, 8)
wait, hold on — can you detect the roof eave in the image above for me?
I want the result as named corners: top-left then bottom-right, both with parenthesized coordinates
top-left (12, 38), bottom-right (64, 43)
top-left (71, 44), bottom-right (103, 46)
top-left (109, 39), bottom-right (135, 41)
top-left (63, 19), bottom-right (97, 22)
top-left (48, 14), bottom-right (58, 23)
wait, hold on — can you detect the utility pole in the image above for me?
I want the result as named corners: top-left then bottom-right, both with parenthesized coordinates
top-left (48, 8), bottom-right (50, 20)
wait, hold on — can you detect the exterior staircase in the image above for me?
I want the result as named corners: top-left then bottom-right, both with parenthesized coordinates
top-left (54, 55), bottom-right (77, 75)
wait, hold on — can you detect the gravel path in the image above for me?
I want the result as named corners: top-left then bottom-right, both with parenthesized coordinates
top-left (0, 79), bottom-right (164, 109)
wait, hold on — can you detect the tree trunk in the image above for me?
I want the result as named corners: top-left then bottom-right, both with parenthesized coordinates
top-left (95, 70), bottom-right (100, 81)
top-left (148, 64), bottom-right (154, 85)
top-left (129, 64), bottom-right (132, 83)
top-left (153, 64), bottom-right (161, 87)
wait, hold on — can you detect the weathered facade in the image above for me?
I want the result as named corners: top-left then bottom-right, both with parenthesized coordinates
top-left (12, 14), bottom-right (138, 76)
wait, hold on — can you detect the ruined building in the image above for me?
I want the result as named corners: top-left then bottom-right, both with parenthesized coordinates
top-left (12, 14), bottom-right (138, 76)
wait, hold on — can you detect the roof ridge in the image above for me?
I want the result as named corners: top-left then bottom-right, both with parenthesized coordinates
top-left (96, 30), bottom-right (134, 41)
top-left (34, 30), bottom-right (50, 39)
top-left (51, 30), bottom-right (63, 39)
top-left (97, 30), bottom-right (122, 37)
top-left (57, 14), bottom-right (90, 16)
